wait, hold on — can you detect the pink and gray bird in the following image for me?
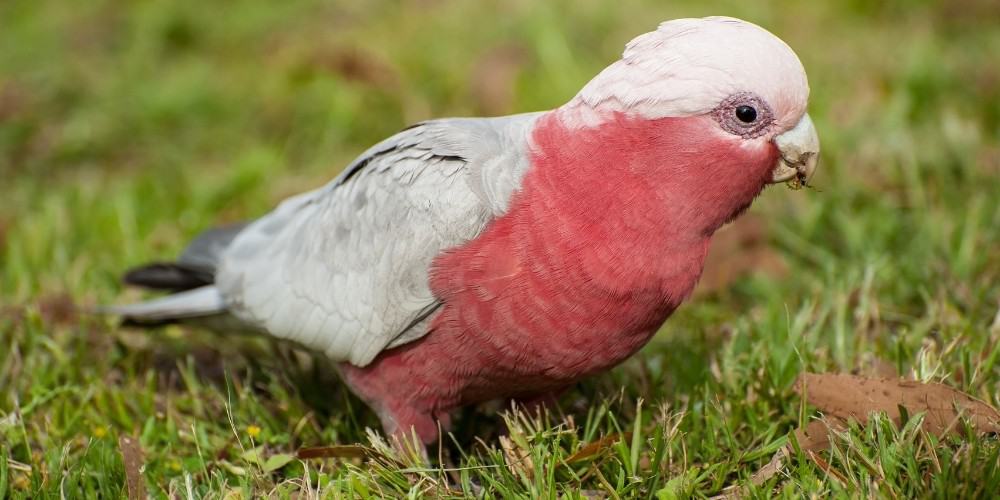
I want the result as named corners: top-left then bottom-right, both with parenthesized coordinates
top-left (114, 17), bottom-right (820, 445)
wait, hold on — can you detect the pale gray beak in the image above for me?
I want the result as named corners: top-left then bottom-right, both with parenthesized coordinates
top-left (771, 113), bottom-right (820, 186)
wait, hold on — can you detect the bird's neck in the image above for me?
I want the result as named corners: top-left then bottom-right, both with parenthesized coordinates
top-left (523, 109), bottom-right (778, 295)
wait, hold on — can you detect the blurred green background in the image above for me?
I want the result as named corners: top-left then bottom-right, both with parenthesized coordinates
top-left (1, 0), bottom-right (999, 497)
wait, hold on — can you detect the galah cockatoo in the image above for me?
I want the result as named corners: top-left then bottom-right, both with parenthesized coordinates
top-left (114, 17), bottom-right (819, 445)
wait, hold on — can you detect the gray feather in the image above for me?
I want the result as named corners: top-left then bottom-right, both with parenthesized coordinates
top-left (106, 286), bottom-right (226, 321)
top-left (178, 222), bottom-right (250, 272)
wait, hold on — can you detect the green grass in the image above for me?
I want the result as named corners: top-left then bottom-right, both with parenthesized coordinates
top-left (2, 0), bottom-right (1000, 497)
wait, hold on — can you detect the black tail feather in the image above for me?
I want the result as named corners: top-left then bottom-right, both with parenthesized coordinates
top-left (119, 315), bottom-right (181, 328)
top-left (123, 262), bottom-right (214, 292)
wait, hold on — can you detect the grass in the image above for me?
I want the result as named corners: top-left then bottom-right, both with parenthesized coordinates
top-left (2, 0), bottom-right (999, 497)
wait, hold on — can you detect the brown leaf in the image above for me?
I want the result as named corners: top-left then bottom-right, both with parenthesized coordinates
top-left (789, 418), bottom-right (842, 453)
top-left (118, 435), bottom-right (147, 500)
top-left (696, 214), bottom-right (788, 296)
top-left (296, 444), bottom-right (370, 460)
top-left (804, 449), bottom-right (849, 487)
top-left (795, 372), bottom-right (1000, 435)
top-left (564, 433), bottom-right (623, 464)
top-left (717, 374), bottom-right (1000, 499)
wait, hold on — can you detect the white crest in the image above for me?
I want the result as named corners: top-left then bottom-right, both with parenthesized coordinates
top-left (565, 17), bottom-right (809, 129)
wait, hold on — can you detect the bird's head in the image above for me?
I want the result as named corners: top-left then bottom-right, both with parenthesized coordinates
top-left (551, 17), bottom-right (819, 229)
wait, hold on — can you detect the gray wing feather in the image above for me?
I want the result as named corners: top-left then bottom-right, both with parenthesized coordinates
top-left (214, 112), bottom-right (542, 366)
top-left (178, 222), bottom-right (250, 271)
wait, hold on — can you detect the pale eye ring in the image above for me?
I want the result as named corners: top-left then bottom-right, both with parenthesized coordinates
top-left (714, 92), bottom-right (774, 139)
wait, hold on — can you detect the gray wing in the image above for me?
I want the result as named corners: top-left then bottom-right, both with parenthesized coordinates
top-left (214, 112), bottom-right (543, 366)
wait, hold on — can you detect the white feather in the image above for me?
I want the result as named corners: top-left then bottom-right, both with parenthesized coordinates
top-left (106, 286), bottom-right (225, 321)
top-left (566, 17), bottom-right (809, 130)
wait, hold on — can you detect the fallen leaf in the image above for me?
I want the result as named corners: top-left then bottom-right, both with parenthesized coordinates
top-left (118, 435), bottom-right (147, 500)
top-left (804, 449), bottom-right (848, 487)
top-left (565, 433), bottom-right (623, 464)
top-left (795, 372), bottom-right (1000, 436)
top-left (715, 373), bottom-right (1000, 499)
top-left (789, 418), bottom-right (840, 452)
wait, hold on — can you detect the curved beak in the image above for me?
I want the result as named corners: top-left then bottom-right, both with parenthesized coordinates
top-left (770, 113), bottom-right (820, 187)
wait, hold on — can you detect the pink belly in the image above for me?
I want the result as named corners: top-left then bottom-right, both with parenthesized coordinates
top-left (338, 281), bottom-right (675, 442)
top-left (341, 282), bottom-right (673, 411)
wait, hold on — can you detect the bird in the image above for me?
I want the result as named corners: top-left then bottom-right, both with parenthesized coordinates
top-left (111, 16), bottom-right (820, 448)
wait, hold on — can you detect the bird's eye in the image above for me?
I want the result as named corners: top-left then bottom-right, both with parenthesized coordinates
top-left (735, 105), bottom-right (757, 123)
top-left (714, 92), bottom-right (774, 139)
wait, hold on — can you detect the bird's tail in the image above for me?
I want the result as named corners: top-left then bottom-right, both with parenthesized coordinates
top-left (103, 285), bottom-right (227, 326)
top-left (104, 222), bottom-right (248, 326)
